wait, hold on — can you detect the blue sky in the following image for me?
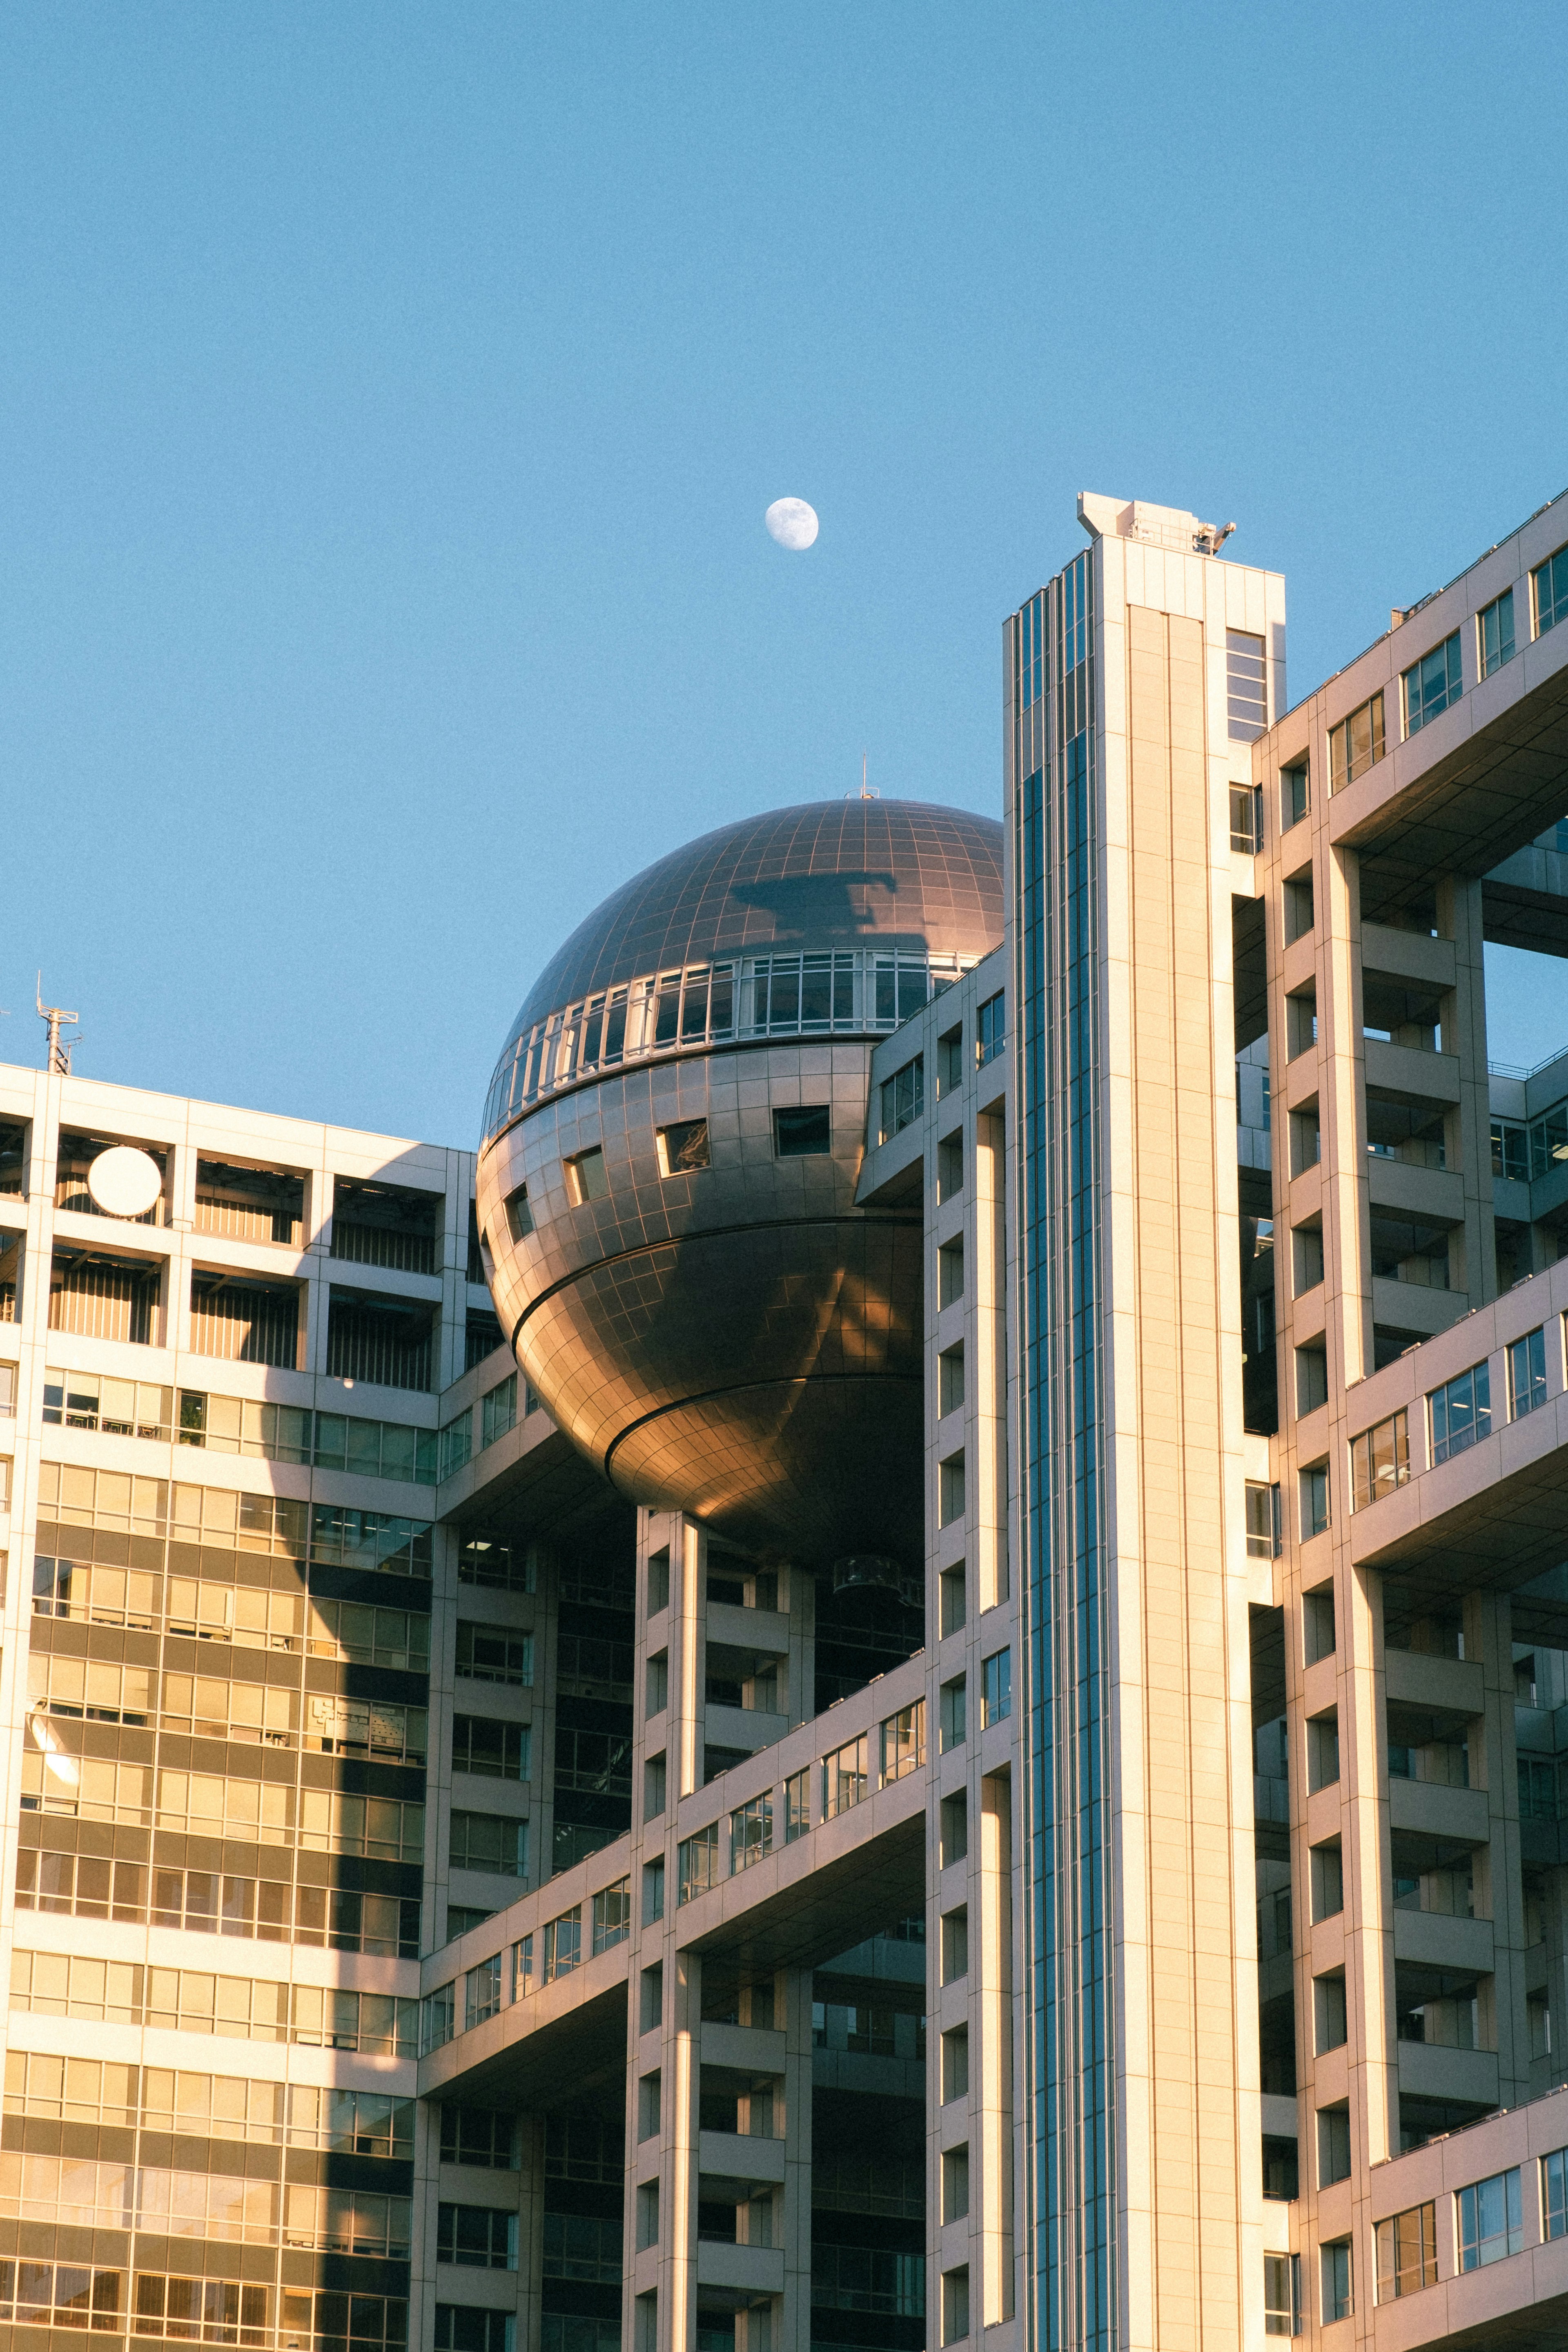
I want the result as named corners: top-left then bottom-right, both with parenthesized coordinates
top-left (3, 3), bottom-right (1566, 1141)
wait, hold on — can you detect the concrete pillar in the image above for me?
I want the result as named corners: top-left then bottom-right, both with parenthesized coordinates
top-left (1469, 1591), bottom-right (1531, 2102)
top-left (777, 1963), bottom-right (815, 2352)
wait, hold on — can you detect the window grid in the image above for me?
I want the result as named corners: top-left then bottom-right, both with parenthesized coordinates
top-left (1402, 632), bottom-right (1463, 736)
top-left (1329, 692), bottom-right (1385, 791)
top-left (1508, 1327), bottom-right (1547, 1419)
top-left (1457, 2167), bottom-right (1522, 2270)
top-left (1350, 1409), bottom-right (1409, 1510)
top-left (1429, 1360), bottom-right (1491, 1464)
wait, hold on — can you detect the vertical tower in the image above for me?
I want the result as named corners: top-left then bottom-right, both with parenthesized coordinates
top-left (1006, 497), bottom-right (1287, 2348)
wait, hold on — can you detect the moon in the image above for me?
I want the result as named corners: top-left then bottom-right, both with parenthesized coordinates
top-left (765, 497), bottom-right (819, 551)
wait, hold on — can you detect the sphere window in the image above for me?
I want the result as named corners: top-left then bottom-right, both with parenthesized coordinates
top-left (565, 1148), bottom-right (609, 1206)
top-left (773, 1107), bottom-right (831, 1159)
top-left (657, 1121), bottom-right (710, 1177)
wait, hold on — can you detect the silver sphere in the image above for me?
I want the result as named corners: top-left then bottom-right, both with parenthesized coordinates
top-left (477, 798), bottom-right (1003, 1566)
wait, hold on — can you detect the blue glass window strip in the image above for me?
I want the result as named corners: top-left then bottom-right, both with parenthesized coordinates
top-left (1018, 545), bottom-right (1114, 2350)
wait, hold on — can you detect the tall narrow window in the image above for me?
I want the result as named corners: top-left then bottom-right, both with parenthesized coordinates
top-left (1533, 544), bottom-right (1568, 638)
top-left (1508, 1326), bottom-right (1547, 1419)
top-left (1477, 587), bottom-right (1515, 678)
top-left (1329, 692), bottom-right (1385, 790)
top-left (1227, 630), bottom-right (1268, 740)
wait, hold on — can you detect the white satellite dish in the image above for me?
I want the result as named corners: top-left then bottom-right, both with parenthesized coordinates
top-left (87, 1144), bottom-right (163, 1218)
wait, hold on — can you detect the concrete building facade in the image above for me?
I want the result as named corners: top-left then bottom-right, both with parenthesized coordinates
top-left (1, 486), bottom-right (1567, 2352)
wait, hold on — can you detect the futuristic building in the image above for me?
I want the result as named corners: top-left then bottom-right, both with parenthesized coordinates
top-left (2, 484), bottom-right (1568, 2352)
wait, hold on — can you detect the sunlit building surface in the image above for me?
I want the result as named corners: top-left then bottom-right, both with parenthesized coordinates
top-left (2, 488), bottom-right (1568, 2350)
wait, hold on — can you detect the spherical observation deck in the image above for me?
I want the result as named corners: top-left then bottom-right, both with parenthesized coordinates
top-left (476, 798), bottom-right (1004, 1567)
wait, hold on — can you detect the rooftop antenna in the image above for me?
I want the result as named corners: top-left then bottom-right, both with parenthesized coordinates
top-left (37, 976), bottom-right (80, 1076)
top-left (853, 751), bottom-right (878, 800)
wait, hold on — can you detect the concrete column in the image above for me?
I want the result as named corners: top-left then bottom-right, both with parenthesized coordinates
top-left (1441, 876), bottom-right (1499, 1306)
top-left (1469, 1590), bottom-right (1531, 2102)
top-left (776, 1962), bottom-right (815, 2352)
top-left (516, 2111), bottom-right (547, 2352)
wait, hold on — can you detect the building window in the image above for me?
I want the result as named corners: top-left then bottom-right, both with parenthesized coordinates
top-left (481, 1374), bottom-right (517, 1449)
top-left (437, 2204), bottom-right (519, 2271)
top-left (1310, 1840), bottom-right (1343, 1922)
top-left (1350, 1409), bottom-right (1409, 1509)
top-left (938, 1238), bottom-right (964, 1309)
top-left (1544, 2144), bottom-right (1568, 2239)
top-left (642, 1857), bottom-right (664, 1924)
top-left (880, 1057), bottom-right (924, 1144)
top-left (1430, 1360), bottom-right (1490, 1464)
top-left (822, 1734), bottom-right (869, 1819)
top-left (1019, 592), bottom-right (1044, 707)
top-left (940, 1563), bottom-right (966, 1635)
top-left (937, 1025), bottom-right (964, 1094)
top-left (940, 1676), bottom-right (967, 1751)
top-left (939, 1451), bottom-right (966, 1526)
top-left (1245, 1479), bottom-right (1281, 1558)
top-left (1375, 2202), bottom-right (1437, 2301)
top-left (1403, 632), bottom-right (1463, 737)
top-left (981, 1650), bottom-right (1011, 1726)
top-left (784, 1767), bottom-right (810, 1841)
top-left (1303, 1585), bottom-right (1336, 1664)
top-left (942, 2025), bottom-right (969, 2102)
top-left (435, 2312), bottom-right (514, 2352)
top-left (464, 1955), bottom-right (502, 2031)
top-left (1321, 2241), bottom-right (1353, 2323)
top-left (565, 1147), bottom-right (608, 1206)
top-left (1296, 1343), bottom-right (1328, 1414)
top-left (1477, 587), bottom-right (1515, 678)
top-left (731, 1795), bottom-right (772, 1872)
top-left (1263, 2252), bottom-right (1301, 2336)
top-left (1534, 544), bottom-right (1568, 638)
top-left (773, 1105), bottom-right (830, 1157)
top-left (677, 1825), bottom-right (719, 1904)
top-left (1300, 1462), bottom-right (1330, 1540)
top-left (1314, 1973), bottom-right (1348, 2054)
top-left (503, 1183), bottom-right (533, 1242)
top-left (439, 1410), bottom-right (474, 1482)
top-left (1262, 2135), bottom-right (1297, 2200)
top-left (881, 1701), bottom-right (924, 1782)
top-left (942, 2145), bottom-right (970, 2223)
top-left (1281, 762), bottom-right (1309, 830)
top-left (941, 1907), bottom-right (968, 1984)
top-left (657, 1119), bottom-right (709, 1176)
top-left (976, 991), bottom-right (1005, 1067)
top-left (939, 1343), bottom-right (965, 1416)
top-left (1306, 1711), bottom-right (1339, 1793)
top-left (455, 1625), bottom-right (534, 1687)
top-left (574, 1888), bottom-right (623, 1966)
top-left (535, 1911), bottom-right (579, 1984)
top-left (1328, 691), bottom-right (1385, 790)
top-left (1231, 783), bottom-right (1263, 851)
top-left (1508, 1326), bottom-right (1547, 1418)
top-left (421, 1983), bottom-right (455, 2054)
top-left (1227, 629), bottom-right (1268, 740)
top-left (1458, 2167), bottom-right (1523, 2270)
top-left (451, 1717), bottom-right (529, 1783)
